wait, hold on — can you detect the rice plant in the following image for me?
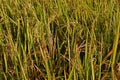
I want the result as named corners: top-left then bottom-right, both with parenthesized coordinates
top-left (0, 0), bottom-right (120, 80)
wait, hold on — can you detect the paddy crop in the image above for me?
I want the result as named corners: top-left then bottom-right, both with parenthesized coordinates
top-left (0, 0), bottom-right (120, 80)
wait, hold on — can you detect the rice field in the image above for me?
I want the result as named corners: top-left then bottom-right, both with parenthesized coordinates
top-left (0, 0), bottom-right (120, 80)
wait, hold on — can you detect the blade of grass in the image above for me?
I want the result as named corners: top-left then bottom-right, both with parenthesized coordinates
top-left (112, 19), bottom-right (120, 80)
top-left (40, 46), bottom-right (51, 80)
top-left (68, 60), bottom-right (77, 80)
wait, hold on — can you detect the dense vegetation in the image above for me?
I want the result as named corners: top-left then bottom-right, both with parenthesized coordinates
top-left (0, 0), bottom-right (120, 80)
